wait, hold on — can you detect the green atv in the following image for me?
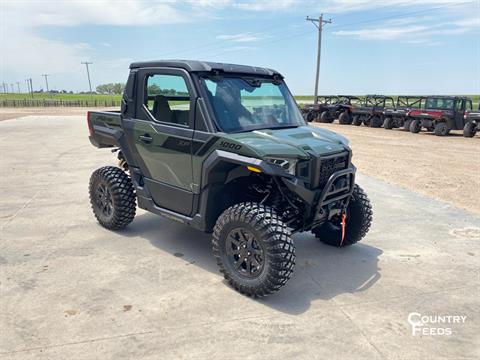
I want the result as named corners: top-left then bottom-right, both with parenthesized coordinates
top-left (87, 60), bottom-right (373, 297)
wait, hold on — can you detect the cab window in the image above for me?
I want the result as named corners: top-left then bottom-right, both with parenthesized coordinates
top-left (144, 74), bottom-right (190, 126)
top-left (455, 100), bottom-right (463, 111)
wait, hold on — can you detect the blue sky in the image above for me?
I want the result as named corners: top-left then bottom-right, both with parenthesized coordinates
top-left (1, 0), bottom-right (479, 95)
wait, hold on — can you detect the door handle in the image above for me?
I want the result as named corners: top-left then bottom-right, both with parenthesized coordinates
top-left (139, 134), bottom-right (153, 144)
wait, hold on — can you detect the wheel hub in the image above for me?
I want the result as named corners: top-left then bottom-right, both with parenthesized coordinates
top-left (226, 227), bottom-right (265, 278)
top-left (96, 183), bottom-right (113, 217)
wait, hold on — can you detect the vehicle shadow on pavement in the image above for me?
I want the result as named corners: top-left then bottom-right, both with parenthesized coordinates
top-left (124, 213), bottom-right (382, 315)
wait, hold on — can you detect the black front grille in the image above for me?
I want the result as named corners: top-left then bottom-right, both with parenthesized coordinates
top-left (317, 154), bottom-right (349, 188)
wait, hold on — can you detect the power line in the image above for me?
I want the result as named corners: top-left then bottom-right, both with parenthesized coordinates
top-left (81, 61), bottom-right (93, 93)
top-left (306, 15), bottom-right (332, 105)
top-left (327, 1), bottom-right (473, 30)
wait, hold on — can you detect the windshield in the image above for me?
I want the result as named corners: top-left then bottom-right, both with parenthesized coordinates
top-left (425, 97), bottom-right (454, 110)
top-left (201, 76), bottom-right (305, 133)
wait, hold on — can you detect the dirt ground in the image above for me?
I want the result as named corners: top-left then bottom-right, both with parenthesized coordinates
top-left (1, 107), bottom-right (479, 214)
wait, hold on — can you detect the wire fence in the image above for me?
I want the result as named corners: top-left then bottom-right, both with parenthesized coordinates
top-left (0, 99), bottom-right (122, 107)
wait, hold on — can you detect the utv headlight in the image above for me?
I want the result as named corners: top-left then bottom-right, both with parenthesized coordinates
top-left (265, 157), bottom-right (298, 175)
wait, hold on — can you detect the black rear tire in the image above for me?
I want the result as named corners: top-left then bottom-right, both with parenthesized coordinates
top-left (410, 119), bottom-right (421, 133)
top-left (383, 117), bottom-right (393, 129)
top-left (353, 115), bottom-right (362, 126)
top-left (434, 122), bottom-right (449, 136)
top-left (212, 203), bottom-right (295, 297)
top-left (403, 119), bottom-right (412, 131)
top-left (463, 122), bottom-right (477, 138)
top-left (338, 111), bottom-right (352, 125)
top-left (89, 166), bottom-right (136, 230)
top-left (370, 116), bottom-right (383, 128)
top-left (313, 185), bottom-right (372, 247)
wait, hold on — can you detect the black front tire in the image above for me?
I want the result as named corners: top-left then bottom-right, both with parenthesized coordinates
top-left (353, 115), bottom-right (362, 126)
top-left (463, 122), bottom-right (477, 138)
top-left (212, 203), bottom-right (295, 297)
top-left (383, 117), bottom-right (393, 129)
top-left (320, 111), bottom-right (334, 123)
top-left (89, 166), bottom-right (136, 230)
top-left (410, 119), bottom-right (421, 133)
top-left (306, 111), bottom-right (316, 122)
top-left (403, 119), bottom-right (412, 131)
top-left (338, 111), bottom-right (352, 125)
top-left (313, 185), bottom-right (372, 247)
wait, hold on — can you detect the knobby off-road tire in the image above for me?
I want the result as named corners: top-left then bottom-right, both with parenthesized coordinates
top-left (313, 185), bottom-right (372, 247)
top-left (338, 111), bottom-right (352, 125)
top-left (383, 117), bottom-right (393, 129)
top-left (353, 115), bottom-right (362, 126)
top-left (403, 119), bottom-right (412, 131)
top-left (410, 119), bottom-right (422, 133)
top-left (306, 111), bottom-right (316, 122)
top-left (370, 116), bottom-right (383, 128)
top-left (320, 111), bottom-right (334, 123)
top-left (434, 122), bottom-right (449, 136)
top-left (89, 166), bottom-right (136, 230)
top-left (212, 203), bottom-right (295, 297)
top-left (463, 122), bottom-right (477, 138)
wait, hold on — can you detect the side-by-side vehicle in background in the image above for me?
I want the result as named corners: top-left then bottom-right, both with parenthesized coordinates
top-left (351, 95), bottom-right (395, 128)
top-left (408, 96), bottom-right (473, 136)
top-left (383, 96), bottom-right (424, 131)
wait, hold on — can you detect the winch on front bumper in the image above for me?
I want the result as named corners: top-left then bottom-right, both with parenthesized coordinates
top-left (280, 151), bottom-right (356, 230)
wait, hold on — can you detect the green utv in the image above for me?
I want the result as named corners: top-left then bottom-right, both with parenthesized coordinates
top-left (87, 61), bottom-right (373, 297)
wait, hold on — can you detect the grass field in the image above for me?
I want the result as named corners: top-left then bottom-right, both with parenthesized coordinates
top-left (0, 93), bottom-right (478, 108)
top-left (0, 93), bottom-right (122, 101)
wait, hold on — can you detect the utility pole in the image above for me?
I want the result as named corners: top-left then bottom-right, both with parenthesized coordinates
top-left (306, 14), bottom-right (332, 105)
top-left (26, 78), bottom-right (34, 98)
top-left (16, 82), bottom-right (20, 93)
top-left (42, 74), bottom-right (50, 92)
top-left (81, 61), bottom-right (93, 94)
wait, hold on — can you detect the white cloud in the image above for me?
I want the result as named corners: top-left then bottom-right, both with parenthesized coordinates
top-left (216, 33), bottom-right (263, 42)
top-left (333, 25), bottom-right (428, 40)
top-left (233, 0), bottom-right (297, 11)
top-left (321, 0), bottom-right (469, 13)
top-left (0, 0), bottom-right (187, 91)
top-left (3, 0), bottom-right (185, 27)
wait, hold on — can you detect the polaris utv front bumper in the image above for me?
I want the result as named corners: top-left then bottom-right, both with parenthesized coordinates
top-left (278, 150), bottom-right (356, 230)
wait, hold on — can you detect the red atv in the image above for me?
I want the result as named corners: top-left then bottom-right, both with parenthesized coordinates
top-left (408, 96), bottom-right (474, 136)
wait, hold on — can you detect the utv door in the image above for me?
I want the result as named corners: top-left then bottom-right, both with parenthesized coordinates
top-left (454, 99), bottom-right (468, 130)
top-left (123, 68), bottom-right (196, 215)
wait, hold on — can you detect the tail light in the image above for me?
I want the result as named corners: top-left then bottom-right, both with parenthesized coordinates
top-left (87, 111), bottom-right (93, 136)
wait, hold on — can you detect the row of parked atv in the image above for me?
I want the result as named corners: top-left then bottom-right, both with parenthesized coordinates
top-left (300, 95), bottom-right (479, 137)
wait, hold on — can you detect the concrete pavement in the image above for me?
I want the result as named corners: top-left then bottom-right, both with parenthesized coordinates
top-left (0, 116), bottom-right (479, 359)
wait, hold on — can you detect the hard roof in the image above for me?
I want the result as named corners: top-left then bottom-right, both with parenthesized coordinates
top-left (426, 95), bottom-right (469, 99)
top-left (129, 60), bottom-right (281, 77)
